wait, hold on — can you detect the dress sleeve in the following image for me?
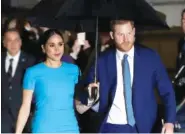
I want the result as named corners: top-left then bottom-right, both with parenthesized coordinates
top-left (23, 68), bottom-right (36, 91)
top-left (75, 66), bottom-right (81, 84)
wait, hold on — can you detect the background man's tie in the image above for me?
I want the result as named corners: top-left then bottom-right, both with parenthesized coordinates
top-left (7, 58), bottom-right (13, 82)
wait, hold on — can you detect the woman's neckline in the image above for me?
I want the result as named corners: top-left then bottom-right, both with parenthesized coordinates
top-left (42, 62), bottom-right (64, 69)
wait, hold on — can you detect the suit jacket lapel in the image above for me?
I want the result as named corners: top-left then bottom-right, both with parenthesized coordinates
top-left (2, 52), bottom-right (7, 78)
top-left (107, 48), bottom-right (117, 102)
top-left (13, 52), bottom-right (26, 79)
top-left (132, 45), bottom-right (143, 111)
top-left (133, 45), bottom-right (141, 89)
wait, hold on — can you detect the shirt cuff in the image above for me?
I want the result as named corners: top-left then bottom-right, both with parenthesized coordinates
top-left (87, 99), bottom-right (95, 106)
top-left (76, 103), bottom-right (91, 114)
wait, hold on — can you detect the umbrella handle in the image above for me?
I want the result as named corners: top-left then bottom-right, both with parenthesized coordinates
top-left (88, 78), bottom-right (98, 100)
top-left (91, 86), bottom-right (98, 101)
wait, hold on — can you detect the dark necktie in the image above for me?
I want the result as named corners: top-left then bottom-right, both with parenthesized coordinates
top-left (7, 58), bottom-right (14, 82)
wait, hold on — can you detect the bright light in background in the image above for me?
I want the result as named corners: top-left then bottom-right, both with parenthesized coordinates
top-left (145, 0), bottom-right (185, 27)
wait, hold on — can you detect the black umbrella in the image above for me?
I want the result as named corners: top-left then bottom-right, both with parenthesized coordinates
top-left (28, 0), bottom-right (104, 32)
top-left (27, 0), bottom-right (72, 29)
top-left (28, 0), bottom-right (169, 100)
top-left (29, 17), bottom-right (77, 30)
top-left (2, 3), bottom-right (30, 17)
top-left (94, 0), bottom-right (168, 25)
top-left (28, 0), bottom-right (67, 18)
top-left (28, 0), bottom-right (169, 32)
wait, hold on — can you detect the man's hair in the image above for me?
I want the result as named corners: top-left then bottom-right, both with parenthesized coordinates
top-left (181, 8), bottom-right (185, 18)
top-left (110, 20), bottom-right (135, 31)
top-left (3, 28), bottom-right (20, 38)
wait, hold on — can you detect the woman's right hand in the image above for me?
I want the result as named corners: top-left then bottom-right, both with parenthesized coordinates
top-left (71, 40), bottom-right (82, 55)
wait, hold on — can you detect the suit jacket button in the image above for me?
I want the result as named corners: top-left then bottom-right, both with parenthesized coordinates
top-left (9, 86), bottom-right (12, 90)
top-left (9, 97), bottom-right (12, 100)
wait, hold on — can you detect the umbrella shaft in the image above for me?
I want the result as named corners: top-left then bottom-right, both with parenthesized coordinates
top-left (94, 16), bottom-right (98, 82)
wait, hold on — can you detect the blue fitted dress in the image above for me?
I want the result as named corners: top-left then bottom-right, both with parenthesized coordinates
top-left (23, 62), bottom-right (80, 133)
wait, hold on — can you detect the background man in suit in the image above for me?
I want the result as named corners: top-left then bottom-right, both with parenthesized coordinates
top-left (175, 8), bottom-right (185, 105)
top-left (1, 28), bottom-right (35, 133)
top-left (174, 8), bottom-right (185, 133)
top-left (177, 9), bottom-right (185, 71)
top-left (85, 20), bottom-right (176, 133)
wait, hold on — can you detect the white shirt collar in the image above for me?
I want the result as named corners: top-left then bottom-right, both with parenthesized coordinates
top-left (116, 46), bottom-right (134, 60)
top-left (6, 51), bottom-right (21, 62)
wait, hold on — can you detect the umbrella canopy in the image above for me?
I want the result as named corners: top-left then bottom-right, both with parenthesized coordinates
top-left (28, 0), bottom-right (66, 18)
top-left (2, 3), bottom-right (30, 17)
top-left (80, 0), bottom-right (169, 31)
top-left (28, 0), bottom-right (105, 31)
top-left (28, 0), bottom-right (169, 32)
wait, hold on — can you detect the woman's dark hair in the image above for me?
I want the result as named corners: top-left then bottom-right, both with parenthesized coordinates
top-left (40, 29), bottom-right (64, 47)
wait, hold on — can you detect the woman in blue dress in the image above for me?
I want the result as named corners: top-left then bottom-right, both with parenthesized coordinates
top-left (15, 29), bottom-right (80, 133)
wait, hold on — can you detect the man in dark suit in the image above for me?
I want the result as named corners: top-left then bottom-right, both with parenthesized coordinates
top-left (1, 28), bottom-right (36, 133)
top-left (174, 8), bottom-right (185, 132)
top-left (177, 9), bottom-right (185, 70)
top-left (174, 8), bottom-right (185, 106)
top-left (84, 20), bottom-right (176, 133)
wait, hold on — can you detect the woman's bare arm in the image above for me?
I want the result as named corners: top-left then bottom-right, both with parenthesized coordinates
top-left (15, 90), bottom-right (33, 133)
